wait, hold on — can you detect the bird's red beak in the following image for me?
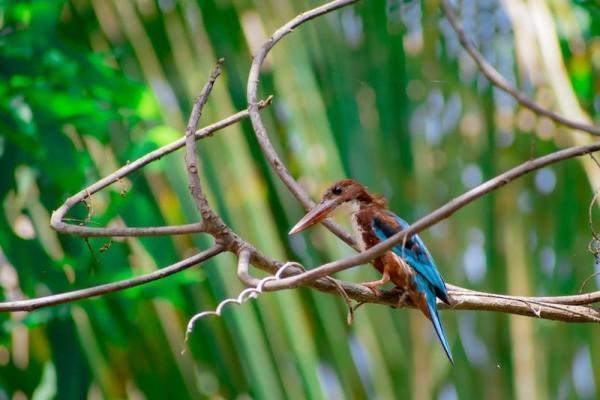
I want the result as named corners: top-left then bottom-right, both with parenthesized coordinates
top-left (289, 198), bottom-right (338, 235)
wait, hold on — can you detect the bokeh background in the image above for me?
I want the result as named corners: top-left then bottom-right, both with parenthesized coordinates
top-left (1, 0), bottom-right (600, 398)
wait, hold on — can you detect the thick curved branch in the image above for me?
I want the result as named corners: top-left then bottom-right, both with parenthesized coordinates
top-left (441, 0), bottom-right (600, 136)
top-left (247, 0), bottom-right (359, 248)
top-left (0, 245), bottom-right (224, 312)
top-left (237, 247), bottom-right (259, 286)
top-left (184, 58), bottom-right (224, 226)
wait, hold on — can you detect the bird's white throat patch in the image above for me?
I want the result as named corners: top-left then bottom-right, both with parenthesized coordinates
top-left (342, 201), bottom-right (366, 251)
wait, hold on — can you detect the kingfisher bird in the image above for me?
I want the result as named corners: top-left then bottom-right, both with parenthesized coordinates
top-left (289, 179), bottom-right (453, 363)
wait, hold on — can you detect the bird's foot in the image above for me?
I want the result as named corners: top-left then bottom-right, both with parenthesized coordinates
top-left (360, 272), bottom-right (390, 296)
top-left (361, 281), bottom-right (383, 296)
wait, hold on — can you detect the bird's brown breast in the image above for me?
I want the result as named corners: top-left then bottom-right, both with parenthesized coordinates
top-left (355, 208), bottom-right (414, 289)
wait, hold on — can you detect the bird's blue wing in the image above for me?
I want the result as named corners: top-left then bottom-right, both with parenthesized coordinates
top-left (372, 212), bottom-right (450, 304)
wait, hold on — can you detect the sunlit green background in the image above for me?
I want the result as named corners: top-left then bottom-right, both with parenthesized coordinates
top-left (1, 0), bottom-right (599, 398)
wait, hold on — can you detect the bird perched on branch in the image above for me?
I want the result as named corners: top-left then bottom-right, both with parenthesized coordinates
top-left (289, 179), bottom-right (453, 363)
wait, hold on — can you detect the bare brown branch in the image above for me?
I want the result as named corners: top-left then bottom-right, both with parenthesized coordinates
top-left (441, 0), bottom-right (600, 136)
top-left (0, 245), bottom-right (224, 312)
top-left (50, 98), bottom-right (273, 238)
top-left (237, 247), bottom-right (260, 287)
top-left (184, 58), bottom-right (224, 226)
top-left (247, 0), bottom-right (359, 248)
top-left (446, 287), bottom-right (600, 323)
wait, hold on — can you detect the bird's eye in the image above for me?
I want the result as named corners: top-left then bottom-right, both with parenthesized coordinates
top-left (332, 186), bottom-right (342, 195)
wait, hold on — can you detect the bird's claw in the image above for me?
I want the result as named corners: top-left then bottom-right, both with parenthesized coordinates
top-left (362, 283), bottom-right (382, 296)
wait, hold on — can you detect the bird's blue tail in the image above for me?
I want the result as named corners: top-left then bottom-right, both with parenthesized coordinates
top-left (415, 274), bottom-right (454, 364)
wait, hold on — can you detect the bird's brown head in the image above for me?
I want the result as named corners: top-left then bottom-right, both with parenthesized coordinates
top-left (289, 179), bottom-right (383, 235)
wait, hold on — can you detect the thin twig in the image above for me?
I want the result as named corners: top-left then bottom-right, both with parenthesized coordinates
top-left (589, 153), bottom-right (600, 169)
top-left (584, 156), bottom-right (600, 292)
top-left (579, 272), bottom-right (600, 294)
top-left (441, 0), bottom-right (600, 136)
top-left (326, 276), bottom-right (355, 324)
top-left (0, 245), bottom-right (224, 312)
top-left (588, 189), bottom-right (600, 244)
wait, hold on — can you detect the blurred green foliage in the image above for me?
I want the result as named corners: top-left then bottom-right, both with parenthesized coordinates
top-left (0, 0), bottom-right (599, 399)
